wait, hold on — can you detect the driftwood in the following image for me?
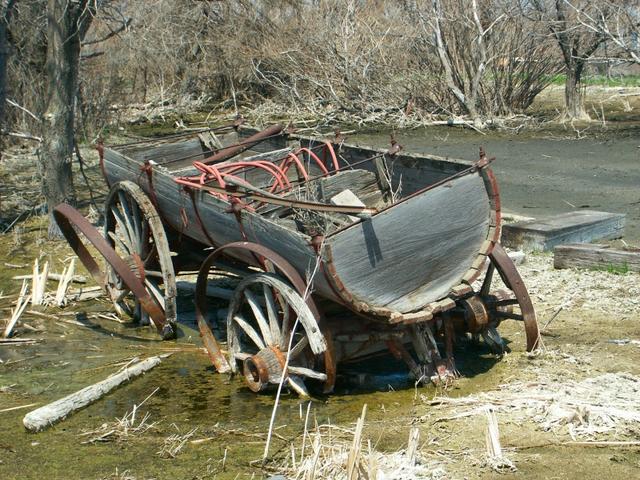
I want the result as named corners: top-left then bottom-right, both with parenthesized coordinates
top-left (3, 280), bottom-right (30, 338)
top-left (23, 354), bottom-right (169, 432)
top-left (0, 337), bottom-right (39, 345)
top-left (554, 243), bottom-right (640, 272)
top-left (65, 286), bottom-right (104, 302)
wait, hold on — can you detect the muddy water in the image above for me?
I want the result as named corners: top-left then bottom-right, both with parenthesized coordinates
top-left (353, 126), bottom-right (640, 242)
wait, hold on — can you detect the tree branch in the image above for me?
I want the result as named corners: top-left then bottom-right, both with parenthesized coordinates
top-left (82, 17), bottom-right (131, 46)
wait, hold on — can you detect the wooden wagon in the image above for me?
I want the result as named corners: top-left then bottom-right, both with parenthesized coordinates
top-left (54, 122), bottom-right (540, 395)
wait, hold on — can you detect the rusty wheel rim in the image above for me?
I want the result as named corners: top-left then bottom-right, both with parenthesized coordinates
top-left (104, 181), bottom-right (177, 339)
top-left (480, 242), bottom-right (540, 352)
top-left (53, 203), bottom-right (168, 336)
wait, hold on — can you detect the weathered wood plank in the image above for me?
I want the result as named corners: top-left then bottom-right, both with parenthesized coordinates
top-left (328, 172), bottom-right (490, 312)
top-left (554, 243), bottom-right (640, 272)
top-left (122, 138), bottom-right (207, 166)
top-left (502, 210), bottom-right (626, 252)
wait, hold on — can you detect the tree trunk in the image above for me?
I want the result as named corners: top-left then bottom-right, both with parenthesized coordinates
top-left (0, 0), bottom-right (17, 158)
top-left (564, 61), bottom-right (590, 121)
top-left (38, 0), bottom-right (95, 238)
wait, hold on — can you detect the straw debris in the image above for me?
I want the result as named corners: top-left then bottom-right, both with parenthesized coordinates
top-left (422, 372), bottom-right (640, 440)
top-left (274, 404), bottom-right (446, 480)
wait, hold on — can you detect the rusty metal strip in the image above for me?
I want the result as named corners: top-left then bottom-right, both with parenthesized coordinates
top-left (53, 204), bottom-right (167, 335)
top-left (457, 154), bottom-right (502, 289)
top-left (186, 187), bottom-right (218, 248)
top-left (489, 243), bottom-right (540, 351)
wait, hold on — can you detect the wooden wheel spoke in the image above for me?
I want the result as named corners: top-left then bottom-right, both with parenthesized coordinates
top-left (110, 208), bottom-right (135, 253)
top-left (113, 287), bottom-right (131, 304)
top-left (244, 289), bottom-right (273, 345)
top-left (117, 191), bottom-right (140, 248)
top-left (144, 278), bottom-right (166, 309)
top-left (263, 285), bottom-right (282, 347)
top-left (288, 336), bottom-right (309, 359)
top-left (495, 298), bottom-right (520, 307)
top-left (142, 244), bottom-right (158, 266)
top-left (281, 305), bottom-right (291, 341)
top-left (480, 262), bottom-right (495, 297)
top-left (130, 199), bottom-right (144, 251)
top-left (495, 311), bottom-right (524, 321)
top-left (233, 314), bottom-right (266, 350)
top-left (107, 230), bottom-right (126, 253)
top-left (287, 375), bottom-right (310, 398)
top-left (287, 366), bottom-right (327, 381)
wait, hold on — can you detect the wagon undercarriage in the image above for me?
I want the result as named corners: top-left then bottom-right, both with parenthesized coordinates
top-left (54, 122), bottom-right (540, 396)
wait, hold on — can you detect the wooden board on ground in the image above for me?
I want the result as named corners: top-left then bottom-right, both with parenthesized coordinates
top-left (502, 210), bottom-right (626, 252)
top-left (554, 243), bottom-right (640, 272)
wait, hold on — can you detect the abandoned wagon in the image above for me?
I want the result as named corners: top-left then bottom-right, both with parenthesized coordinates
top-left (54, 122), bottom-right (539, 395)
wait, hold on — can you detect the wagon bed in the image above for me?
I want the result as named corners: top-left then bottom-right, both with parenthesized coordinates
top-left (102, 126), bottom-right (498, 321)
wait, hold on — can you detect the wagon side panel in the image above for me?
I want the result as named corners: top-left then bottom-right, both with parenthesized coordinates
top-left (327, 172), bottom-right (491, 313)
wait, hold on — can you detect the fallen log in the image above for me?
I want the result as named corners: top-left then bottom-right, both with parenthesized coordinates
top-left (23, 354), bottom-right (169, 432)
top-left (0, 337), bottom-right (39, 345)
top-left (554, 243), bottom-right (640, 272)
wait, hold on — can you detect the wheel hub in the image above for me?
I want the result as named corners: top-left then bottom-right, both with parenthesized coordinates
top-left (242, 346), bottom-right (286, 392)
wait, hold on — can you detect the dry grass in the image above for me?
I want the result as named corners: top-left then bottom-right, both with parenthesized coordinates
top-left (517, 252), bottom-right (640, 319)
top-left (272, 404), bottom-right (447, 480)
top-left (79, 388), bottom-right (160, 444)
top-left (422, 372), bottom-right (640, 441)
top-left (157, 426), bottom-right (198, 459)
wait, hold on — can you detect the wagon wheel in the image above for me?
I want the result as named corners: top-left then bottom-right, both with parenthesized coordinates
top-left (52, 204), bottom-right (170, 338)
top-left (104, 181), bottom-right (177, 339)
top-left (227, 272), bottom-right (329, 397)
top-left (478, 243), bottom-right (540, 353)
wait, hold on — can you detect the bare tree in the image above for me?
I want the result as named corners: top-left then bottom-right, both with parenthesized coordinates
top-left (532, 0), bottom-right (612, 120)
top-left (39, 0), bottom-right (98, 237)
top-left (407, 0), bottom-right (560, 124)
top-left (568, 1), bottom-right (640, 64)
